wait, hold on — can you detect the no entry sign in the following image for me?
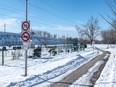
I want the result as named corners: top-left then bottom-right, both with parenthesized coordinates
top-left (21, 32), bottom-right (30, 42)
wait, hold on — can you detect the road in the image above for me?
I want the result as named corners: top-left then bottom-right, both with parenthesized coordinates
top-left (49, 51), bottom-right (110, 87)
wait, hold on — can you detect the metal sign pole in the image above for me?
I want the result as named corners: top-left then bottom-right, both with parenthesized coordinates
top-left (25, 46), bottom-right (27, 76)
top-left (25, 0), bottom-right (28, 76)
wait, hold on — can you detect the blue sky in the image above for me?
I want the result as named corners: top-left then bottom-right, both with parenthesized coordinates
top-left (0, 0), bottom-right (113, 38)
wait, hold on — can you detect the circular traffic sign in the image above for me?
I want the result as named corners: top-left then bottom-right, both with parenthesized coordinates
top-left (22, 21), bottom-right (30, 31)
top-left (21, 32), bottom-right (30, 42)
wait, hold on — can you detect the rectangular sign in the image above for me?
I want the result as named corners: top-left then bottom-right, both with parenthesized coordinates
top-left (23, 42), bottom-right (28, 50)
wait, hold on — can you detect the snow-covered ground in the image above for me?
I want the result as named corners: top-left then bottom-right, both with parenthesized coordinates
top-left (95, 48), bottom-right (116, 87)
top-left (0, 46), bottom-right (102, 87)
top-left (69, 44), bottom-right (116, 87)
top-left (69, 61), bottom-right (104, 87)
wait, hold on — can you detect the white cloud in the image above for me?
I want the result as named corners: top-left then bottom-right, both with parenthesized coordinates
top-left (0, 18), bottom-right (19, 32)
top-left (32, 26), bottom-right (47, 30)
top-left (31, 25), bottom-right (78, 38)
top-left (54, 25), bottom-right (76, 31)
top-left (0, 18), bottom-right (16, 26)
top-left (31, 25), bottom-right (76, 32)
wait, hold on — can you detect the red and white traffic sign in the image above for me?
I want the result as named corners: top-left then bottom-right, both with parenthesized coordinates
top-left (21, 32), bottom-right (30, 42)
top-left (22, 21), bottom-right (30, 31)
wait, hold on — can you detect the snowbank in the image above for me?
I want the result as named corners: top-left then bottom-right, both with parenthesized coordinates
top-left (95, 49), bottom-right (116, 87)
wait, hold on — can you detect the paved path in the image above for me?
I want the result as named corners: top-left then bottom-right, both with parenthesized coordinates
top-left (49, 51), bottom-right (110, 87)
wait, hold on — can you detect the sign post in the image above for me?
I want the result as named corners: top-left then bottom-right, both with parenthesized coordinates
top-left (21, 0), bottom-right (30, 76)
top-left (21, 20), bottom-right (30, 76)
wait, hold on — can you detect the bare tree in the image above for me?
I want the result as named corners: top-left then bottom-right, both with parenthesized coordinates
top-left (53, 34), bottom-right (57, 39)
top-left (37, 30), bottom-right (42, 37)
top-left (100, 0), bottom-right (116, 44)
top-left (101, 29), bottom-right (116, 44)
top-left (76, 16), bottom-right (100, 45)
top-left (101, 30), bottom-right (110, 44)
top-left (101, 0), bottom-right (116, 29)
top-left (47, 32), bottom-right (52, 38)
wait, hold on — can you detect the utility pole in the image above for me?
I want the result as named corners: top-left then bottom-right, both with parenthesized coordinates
top-left (2, 23), bottom-right (6, 65)
top-left (25, 0), bottom-right (28, 76)
top-left (4, 23), bottom-right (6, 46)
top-left (4, 23), bottom-right (6, 32)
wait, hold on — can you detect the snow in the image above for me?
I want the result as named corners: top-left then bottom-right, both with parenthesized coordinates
top-left (95, 48), bottom-right (116, 87)
top-left (69, 61), bottom-right (104, 87)
top-left (73, 44), bottom-right (116, 87)
top-left (0, 33), bottom-right (116, 87)
top-left (0, 46), bottom-right (102, 87)
top-left (69, 44), bottom-right (116, 87)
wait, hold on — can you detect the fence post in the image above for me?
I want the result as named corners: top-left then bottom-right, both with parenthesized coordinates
top-left (2, 50), bottom-right (4, 65)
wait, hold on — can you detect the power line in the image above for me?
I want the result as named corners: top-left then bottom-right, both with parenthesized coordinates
top-left (0, 0), bottom-right (73, 25)
top-left (39, 0), bottom-right (74, 22)
top-left (0, 0), bottom-right (75, 34)
top-left (0, 6), bottom-right (25, 16)
top-left (0, 4), bottom-right (59, 27)
top-left (0, 0), bottom-right (74, 27)
top-left (19, 0), bottom-right (73, 24)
